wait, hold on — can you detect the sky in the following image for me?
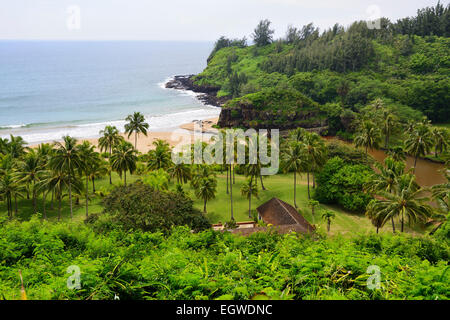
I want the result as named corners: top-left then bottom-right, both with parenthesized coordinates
top-left (0, 0), bottom-right (446, 41)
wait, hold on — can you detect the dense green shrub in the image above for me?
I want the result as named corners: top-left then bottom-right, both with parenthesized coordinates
top-left (314, 157), bottom-right (373, 212)
top-left (102, 182), bottom-right (211, 233)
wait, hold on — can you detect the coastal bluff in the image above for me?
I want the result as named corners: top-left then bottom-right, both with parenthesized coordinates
top-left (167, 76), bottom-right (328, 132)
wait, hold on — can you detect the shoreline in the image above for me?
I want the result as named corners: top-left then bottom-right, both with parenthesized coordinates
top-left (29, 117), bottom-right (219, 154)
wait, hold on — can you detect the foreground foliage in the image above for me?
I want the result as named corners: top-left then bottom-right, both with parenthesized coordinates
top-left (0, 217), bottom-right (448, 300)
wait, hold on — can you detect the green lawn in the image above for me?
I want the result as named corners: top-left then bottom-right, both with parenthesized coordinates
top-left (0, 170), bottom-right (424, 237)
top-left (433, 123), bottom-right (450, 129)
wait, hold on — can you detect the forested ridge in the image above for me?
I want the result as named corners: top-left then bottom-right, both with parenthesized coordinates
top-left (195, 2), bottom-right (449, 124)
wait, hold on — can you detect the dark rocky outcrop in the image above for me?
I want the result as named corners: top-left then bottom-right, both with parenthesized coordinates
top-left (165, 75), bottom-right (229, 107)
top-left (217, 88), bottom-right (328, 132)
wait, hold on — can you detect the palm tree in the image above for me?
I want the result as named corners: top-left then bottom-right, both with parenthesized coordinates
top-left (193, 172), bottom-right (217, 214)
top-left (321, 210), bottom-right (336, 233)
top-left (365, 157), bottom-right (406, 194)
top-left (281, 141), bottom-right (305, 208)
top-left (382, 110), bottom-right (397, 149)
top-left (98, 125), bottom-right (123, 184)
top-left (370, 174), bottom-right (432, 232)
top-left (354, 120), bottom-right (382, 154)
top-left (124, 112), bottom-right (149, 150)
top-left (365, 200), bottom-right (386, 234)
top-left (168, 163), bottom-right (191, 184)
top-left (147, 140), bottom-right (172, 171)
top-left (87, 154), bottom-right (107, 192)
top-left (50, 136), bottom-right (81, 219)
top-left (308, 199), bottom-right (319, 224)
top-left (0, 170), bottom-right (23, 218)
top-left (0, 137), bottom-right (8, 155)
top-left (241, 178), bottom-right (259, 218)
top-left (289, 127), bottom-right (308, 143)
top-left (364, 157), bottom-right (407, 233)
top-left (405, 122), bottom-right (434, 172)
top-left (431, 168), bottom-right (449, 214)
top-left (387, 146), bottom-right (407, 162)
top-left (7, 135), bottom-right (27, 158)
top-left (78, 141), bottom-right (97, 218)
top-left (16, 150), bottom-right (43, 214)
top-left (243, 163), bottom-right (261, 217)
top-left (110, 141), bottom-right (137, 186)
top-left (303, 132), bottom-right (326, 199)
top-left (432, 127), bottom-right (449, 158)
top-left (191, 165), bottom-right (211, 188)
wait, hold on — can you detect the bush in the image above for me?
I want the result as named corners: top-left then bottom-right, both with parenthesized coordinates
top-left (102, 182), bottom-right (211, 233)
top-left (314, 157), bottom-right (373, 212)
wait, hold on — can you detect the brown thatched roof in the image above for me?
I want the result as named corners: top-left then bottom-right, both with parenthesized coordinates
top-left (256, 198), bottom-right (315, 231)
top-left (229, 223), bottom-right (314, 236)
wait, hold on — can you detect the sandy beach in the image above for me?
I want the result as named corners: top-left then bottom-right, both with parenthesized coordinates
top-left (30, 117), bottom-right (219, 154)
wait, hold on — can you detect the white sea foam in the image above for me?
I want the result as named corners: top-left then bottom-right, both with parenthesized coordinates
top-left (0, 107), bottom-right (220, 145)
top-left (0, 123), bottom-right (27, 129)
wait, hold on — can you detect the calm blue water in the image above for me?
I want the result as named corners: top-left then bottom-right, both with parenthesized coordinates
top-left (0, 41), bottom-right (219, 144)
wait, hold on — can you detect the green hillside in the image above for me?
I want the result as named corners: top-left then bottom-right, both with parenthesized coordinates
top-left (194, 5), bottom-right (449, 130)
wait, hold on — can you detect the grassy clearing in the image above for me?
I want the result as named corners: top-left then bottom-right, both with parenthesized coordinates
top-left (1, 170), bottom-right (424, 237)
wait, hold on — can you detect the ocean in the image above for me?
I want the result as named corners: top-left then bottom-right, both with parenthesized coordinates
top-left (0, 40), bottom-right (220, 145)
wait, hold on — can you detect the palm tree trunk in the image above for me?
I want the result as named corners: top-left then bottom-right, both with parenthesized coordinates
top-left (401, 210), bottom-right (404, 232)
top-left (43, 191), bottom-right (47, 220)
top-left (85, 176), bottom-right (89, 219)
top-left (230, 165), bottom-right (234, 220)
top-left (259, 174), bottom-right (266, 190)
top-left (203, 199), bottom-right (207, 213)
top-left (413, 155), bottom-right (418, 173)
top-left (391, 217), bottom-right (396, 233)
top-left (32, 182), bottom-right (37, 214)
top-left (109, 146), bottom-right (112, 184)
top-left (135, 132), bottom-right (138, 150)
top-left (307, 171), bottom-right (311, 199)
top-left (50, 190), bottom-right (54, 210)
top-left (248, 176), bottom-right (253, 218)
top-left (10, 196), bottom-right (13, 218)
top-left (294, 172), bottom-right (297, 208)
top-left (226, 166), bottom-right (229, 194)
top-left (92, 178), bottom-right (96, 193)
top-left (327, 219), bottom-right (330, 232)
top-left (385, 131), bottom-right (389, 149)
top-left (7, 195), bottom-right (11, 218)
top-left (58, 193), bottom-right (62, 222)
top-left (232, 165), bottom-right (235, 184)
top-left (68, 162), bottom-right (73, 220)
top-left (124, 171), bottom-right (127, 186)
top-left (14, 194), bottom-right (18, 215)
top-left (376, 226), bottom-right (379, 234)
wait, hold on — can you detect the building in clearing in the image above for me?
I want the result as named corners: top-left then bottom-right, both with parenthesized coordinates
top-left (229, 197), bottom-right (315, 236)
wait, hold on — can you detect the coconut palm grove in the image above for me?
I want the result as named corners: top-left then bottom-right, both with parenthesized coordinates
top-left (0, 2), bottom-right (449, 302)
